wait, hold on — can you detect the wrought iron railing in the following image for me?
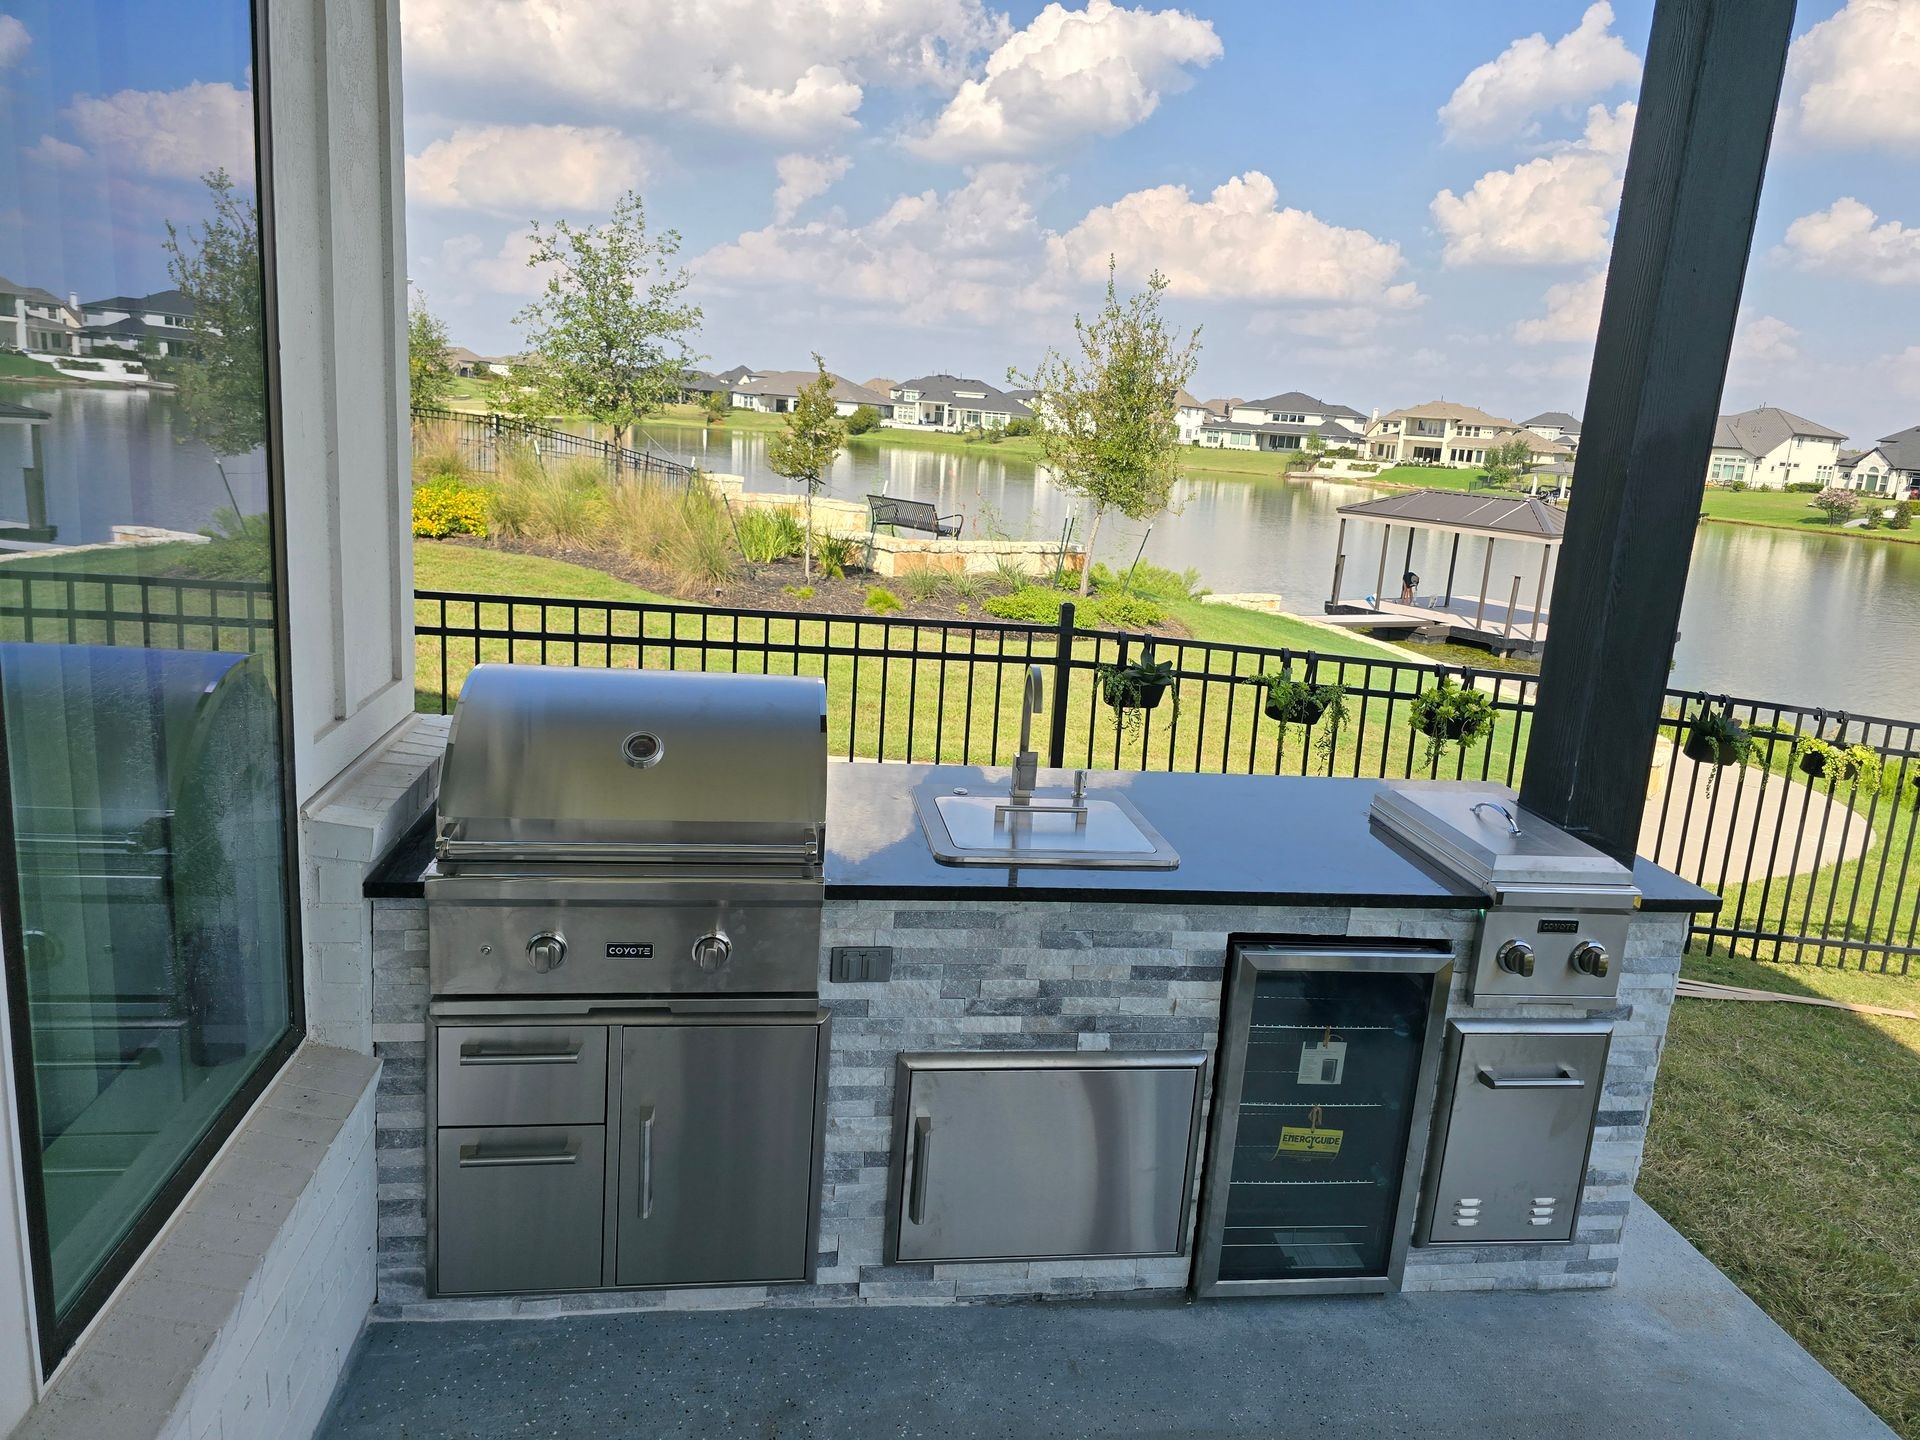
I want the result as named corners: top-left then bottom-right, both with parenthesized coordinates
top-left (0, 567), bottom-right (276, 653)
top-left (411, 404), bottom-right (695, 487)
top-left (413, 588), bottom-right (1920, 975)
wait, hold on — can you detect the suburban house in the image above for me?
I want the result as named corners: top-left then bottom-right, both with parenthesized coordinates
top-left (732, 369), bottom-right (894, 419)
top-left (1705, 405), bottom-right (1845, 489)
top-left (1839, 425), bottom-right (1920, 498)
top-left (0, 276), bottom-right (83, 355)
top-left (1364, 401), bottom-right (1572, 468)
top-left (1523, 410), bottom-right (1582, 451)
top-left (446, 346), bottom-right (512, 379)
top-left (1175, 388), bottom-right (1210, 444)
top-left (76, 288), bottom-right (197, 356)
top-left (1195, 388), bottom-right (1368, 453)
top-left (887, 374), bottom-right (1032, 431)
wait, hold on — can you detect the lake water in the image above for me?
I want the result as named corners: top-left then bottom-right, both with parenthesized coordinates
top-left (638, 418), bottom-right (1920, 721)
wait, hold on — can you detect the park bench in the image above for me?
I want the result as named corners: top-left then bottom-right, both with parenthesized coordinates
top-left (867, 494), bottom-right (964, 539)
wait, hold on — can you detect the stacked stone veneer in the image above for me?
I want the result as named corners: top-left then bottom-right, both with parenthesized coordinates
top-left (370, 897), bottom-right (1685, 1317)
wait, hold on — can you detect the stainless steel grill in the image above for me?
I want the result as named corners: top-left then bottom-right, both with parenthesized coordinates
top-left (426, 665), bottom-right (828, 1000)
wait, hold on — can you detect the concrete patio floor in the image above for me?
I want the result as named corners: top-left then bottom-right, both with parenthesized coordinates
top-left (316, 1199), bottom-right (1892, 1440)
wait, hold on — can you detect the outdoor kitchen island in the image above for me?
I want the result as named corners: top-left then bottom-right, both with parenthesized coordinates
top-left (363, 758), bottom-right (1715, 1320)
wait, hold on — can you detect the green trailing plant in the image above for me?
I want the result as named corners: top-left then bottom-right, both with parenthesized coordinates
top-left (1791, 735), bottom-right (1882, 793)
top-left (1094, 654), bottom-right (1178, 738)
top-left (1680, 707), bottom-right (1752, 798)
top-left (1255, 673), bottom-right (1349, 774)
top-left (1408, 677), bottom-right (1495, 769)
top-left (864, 586), bottom-right (903, 614)
top-left (810, 532), bottom-right (858, 580)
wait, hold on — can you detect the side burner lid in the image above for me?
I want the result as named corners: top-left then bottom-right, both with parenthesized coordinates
top-left (1369, 780), bottom-right (1637, 898)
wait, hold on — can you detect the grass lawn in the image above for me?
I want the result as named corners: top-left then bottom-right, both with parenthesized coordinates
top-left (1641, 949), bottom-right (1920, 1437)
top-left (1365, 464), bottom-right (1485, 491)
top-left (0, 354), bottom-right (70, 383)
top-left (1699, 487), bottom-right (1919, 544)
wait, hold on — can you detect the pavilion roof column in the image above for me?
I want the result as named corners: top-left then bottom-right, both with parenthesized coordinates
top-left (1517, 0), bottom-right (1797, 862)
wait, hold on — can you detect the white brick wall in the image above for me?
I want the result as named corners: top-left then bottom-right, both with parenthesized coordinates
top-left (13, 1046), bottom-right (379, 1440)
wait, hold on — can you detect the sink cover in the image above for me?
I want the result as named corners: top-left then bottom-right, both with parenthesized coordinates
top-left (914, 785), bottom-right (1180, 869)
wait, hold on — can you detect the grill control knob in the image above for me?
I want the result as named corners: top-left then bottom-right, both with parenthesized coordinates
top-left (1570, 940), bottom-right (1611, 979)
top-left (692, 932), bottom-right (733, 973)
top-left (526, 931), bottom-right (567, 973)
top-left (1495, 939), bottom-right (1536, 977)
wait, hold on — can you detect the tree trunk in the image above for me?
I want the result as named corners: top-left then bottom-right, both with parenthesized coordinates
top-left (611, 423), bottom-right (628, 479)
top-left (1077, 505), bottom-right (1105, 596)
top-left (804, 483), bottom-right (815, 580)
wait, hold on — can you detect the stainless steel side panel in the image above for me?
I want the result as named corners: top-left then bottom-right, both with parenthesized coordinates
top-left (435, 1024), bottom-right (609, 1128)
top-left (435, 1125), bottom-right (606, 1295)
top-left (612, 1019), bottom-right (824, 1287)
top-left (426, 878), bottom-right (821, 997)
top-left (886, 1052), bottom-right (1207, 1264)
top-left (1419, 1019), bottom-right (1612, 1245)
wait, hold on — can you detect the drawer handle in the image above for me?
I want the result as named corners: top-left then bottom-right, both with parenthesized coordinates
top-left (456, 1141), bottom-right (579, 1169)
top-left (636, 1105), bottom-right (655, 1220)
top-left (1477, 1065), bottom-right (1583, 1089)
top-left (908, 1114), bottom-right (933, 1225)
top-left (457, 1040), bottom-right (584, 1067)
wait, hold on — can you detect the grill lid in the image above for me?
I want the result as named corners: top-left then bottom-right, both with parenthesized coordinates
top-left (1369, 781), bottom-right (1637, 899)
top-left (436, 665), bottom-right (827, 865)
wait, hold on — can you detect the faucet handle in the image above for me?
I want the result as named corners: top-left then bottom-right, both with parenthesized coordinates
top-left (1072, 769), bottom-right (1087, 800)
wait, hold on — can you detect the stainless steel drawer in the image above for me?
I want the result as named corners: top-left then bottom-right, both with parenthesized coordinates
top-left (888, 1052), bottom-right (1206, 1264)
top-left (436, 1024), bottom-right (608, 1127)
top-left (435, 1125), bottom-right (605, 1294)
top-left (1420, 1019), bottom-right (1612, 1245)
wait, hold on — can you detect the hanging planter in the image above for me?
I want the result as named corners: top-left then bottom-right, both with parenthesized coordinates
top-left (1095, 654), bottom-right (1177, 738)
top-left (1256, 672), bottom-right (1350, 774)
top-left (1681, 709), bottom-right (1751, 768)
top-left (1408, 677), bottom-right (1495, 770)
top-left (1791, 735), bottom-right (1882, 792)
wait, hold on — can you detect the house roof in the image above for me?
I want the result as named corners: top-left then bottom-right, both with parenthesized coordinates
top-left (1522, 410), bottom-right (1581, 431)
top-left (1373, 400), bottom-right (1518, 430)
top-left (1337, 489), bottom-right (1568, 542)
top-left (81, 317), bottom-right (176, 340)
top-left (1876, 424), bottom-right (1920, 472)
top-left (1713, 405), bottom-right (1847, 457)
top-left (1201, 416), bottom-right (1355, 442)
top-left (1237, 389), bottom-right (1364, 419)
top-left (0, 275), bottom-right (69, 310)
top-left (734, 371), bottom-right (891, 407)
top-left (713, 364), bottom-right (758, 384)
top-left (1174, 388), bottom-right (1204, 410)
top-left (1201, 397), bottom-right (1232, 416)
top-left (861, 378), bottom-right (898, 395)
top-left (79, 287), bottom-right (195, 316)
top-left (892, 374), bottom-right (1032, 416)
top-left (0, 400), bottom-right (51, 424)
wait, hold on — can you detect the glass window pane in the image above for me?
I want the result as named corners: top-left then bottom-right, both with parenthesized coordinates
top-left (0, 0), bottom-right (293, 1327)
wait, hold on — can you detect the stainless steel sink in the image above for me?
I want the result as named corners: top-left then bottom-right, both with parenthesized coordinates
top-left (913, 783), bottom-right (1180, 869)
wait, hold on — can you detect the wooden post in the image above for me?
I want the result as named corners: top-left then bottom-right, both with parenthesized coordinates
top-left (1519, 0), bottom-right (1798, 861)
top-left (1373, 526), bottom-right (1390, 610)
top-left (1530, 543), bottom-right (1551, 640)
top-left (1502, 575), bottom-right (1521, 638)
top-left (1473, 538), bottom-right (1494, 629)
top-left (1402, 530), bottom-right (1415, 595)
top-left (1443, 533), bottom-right (1461, 609)
top-left (1330, 518), bottom-right (1347, 604)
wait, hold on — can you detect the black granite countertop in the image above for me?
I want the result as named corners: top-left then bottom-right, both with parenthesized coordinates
top-left (366, 761), bottom-right (1718, 914)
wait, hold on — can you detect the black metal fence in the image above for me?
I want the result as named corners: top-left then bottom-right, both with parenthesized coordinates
top-left (0, 568), bottom-right (276, 653)
top-left (411, 404), bottom-right (694, 487)
top-left (415, 589), bottom-right (1920, 975)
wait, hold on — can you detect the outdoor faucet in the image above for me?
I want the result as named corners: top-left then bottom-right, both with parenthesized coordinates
top-left (1010, 665), bottom-right (1046, 805)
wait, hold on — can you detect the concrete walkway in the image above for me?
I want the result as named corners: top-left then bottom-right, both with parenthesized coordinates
top-left (315, 1200), bottom-right (1892, 1439)
top-left (1642, 737), bottom-right (1877, 878)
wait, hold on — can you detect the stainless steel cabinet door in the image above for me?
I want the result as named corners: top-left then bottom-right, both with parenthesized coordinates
top-left (890, 1055), bottom-right (1204, 1263)
top-left (436, 1125), bottom-right (605, 1295)
top-left (614, 1022), bottom-right (821, 1288)
top-left (1422, 1021), bottom-right (1612, 1244)
top-left (436, 1024), bottom-right (608, 1127)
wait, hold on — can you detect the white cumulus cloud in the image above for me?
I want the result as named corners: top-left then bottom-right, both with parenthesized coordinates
top-left (436, 230), bottom-right (557, 300)
top-left (1513, 270), bottom-right (1606, 343)
top-left (1732, 313), bottom-right (1801, 365)
top-left (1048, 172), bottom-right (1415, 306)
top-left (1440, 3), bottom-right (1640, 144)
top-left (1890, 344), bottom-right (1920, 398)
top-left (773, 153), bottom-right (851, 223)
top-left (408, 125), bottom-right (659, 215)
top-left (52, 80), bottom-right (253, 180)
top-left (914, 0), bottom-right (1221, 158)
top-left (401, 0), bottom-right (1003, 142)
top-left (1784, 0), bottom-right (1920, 152)
top-left (0, 16), bottom-right (29, 69)
top-left (1432, 102), bottom-right (1634, 266)
top-left (1779, 197), bottom-right (1920, 283)
top-left (698, 164), bottom-right (1059, 325)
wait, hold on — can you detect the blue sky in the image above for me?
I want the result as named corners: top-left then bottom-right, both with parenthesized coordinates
top-left (5, 1), bottom-right (1918, 443)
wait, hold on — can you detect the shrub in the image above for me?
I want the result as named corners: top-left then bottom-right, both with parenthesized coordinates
top-left (1862, 505), bottom-right (1884, 530)
top-left (735, 507), bottom-right (805, 563)
top-left (844, 404), bottom-right (881, 435)
top-left (484, 446), bottom-right (607, 548)
top-left (983, 586), bottom-right (1067, 623)
top-left (412, 421), bottom-right (472, 484)
top-left (900, 568), bottom-right (950, 603)
top-left (1088, 559), bottom-right (1202, 602)
top-left (990, 556), bottom-right (1033, 591)
top-left (864, 586), bottom-right (903, 614)
top-left (1811, 487), bottom-right (1858, 525)
top-left (603, 474), bottom-right (734, 593)
top-left (190, 507), bottom-right (273, 580)
top-left (811, 532), bottom-right (859, 579)
top-left (947, 572), bottom-right (986, 602)
top-left (1726, 479), bottom-right (1749, 492)
top-left (1091, 594), bottom-right (1166, 630)
top-left (783, 584), bottom-right (814, 600)
top-left (412, 479), bottom-right (490, 538)
top-left (1890, 500), bottom-right (1914, 530)
top-left (1784, 480), bottom-right (1825, 493)
top-left (701, 389), bottom-right (729, 423)
top-left (1003, 417), bottom-right (1036, 437)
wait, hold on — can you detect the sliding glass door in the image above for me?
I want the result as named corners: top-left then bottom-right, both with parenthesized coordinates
top-left (0, 0), bottom-right (298, 1364)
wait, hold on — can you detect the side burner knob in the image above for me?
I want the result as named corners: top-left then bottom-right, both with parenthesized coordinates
top-left (526, 931), bottom-right (568, 974)
top-left (1570, 941), bottom-right (1611, 979)
top-left (1495, 939), bottom-right (1536, 978)
top-left (692, 932), bottom-right (733, 973)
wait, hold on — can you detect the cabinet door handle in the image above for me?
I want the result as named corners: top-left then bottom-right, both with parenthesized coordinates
top-left (636, 1104), bottom-right (655, 1220)
top-left (908, 1114), bottom-right (933, 1225)
top-left (1477, 1065), bottom-right (1583, 1089)
top-left (458, 1040), bottom-right (583, 1066)
top-left (457, 1141), bottom-right (578, 1168)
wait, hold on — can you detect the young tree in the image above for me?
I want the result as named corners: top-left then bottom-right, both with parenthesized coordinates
top-left (702, 388), bottom-right (729, 424)
top-left (513, 191), bottom-right (703, 467)
top-left (1812, 486), bottom-right (1859, 525)
top-left (767, 356), bottom-right (847, 579)
top-left (163, 170), bottom-right (266, 465)
top-left (1011, 261), bottom-right (1201, 596)
top-left (1483, 436), bottom-right (1537, 490)
top-left (408, 286), bottom-right (456, 410)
